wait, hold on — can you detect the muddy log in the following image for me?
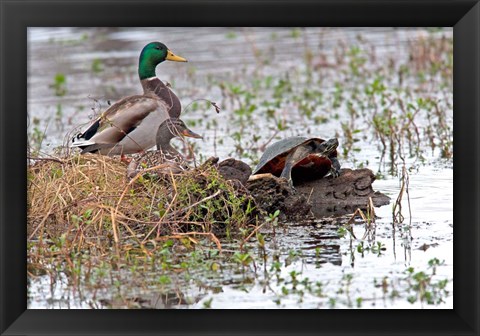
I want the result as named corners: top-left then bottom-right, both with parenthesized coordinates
top-left (246, 174), bottom-right (312, 220)
top-left (247, 168), bottom-right (390, 220)
top-left (127, 154), bottom-right (390, 221)
top-left (296, 168), bottom-right (391, 217)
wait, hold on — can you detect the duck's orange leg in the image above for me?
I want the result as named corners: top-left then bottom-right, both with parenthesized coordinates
top-left (121, 154), bottom-right (131, 164)
top-left (120, 150), bottom-right (145, 164)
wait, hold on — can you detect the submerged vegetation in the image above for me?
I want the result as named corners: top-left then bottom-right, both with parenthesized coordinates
top-left (27, 28), bottom-right (453, 309)
top-left (183, 29), bottom-right (453, 175)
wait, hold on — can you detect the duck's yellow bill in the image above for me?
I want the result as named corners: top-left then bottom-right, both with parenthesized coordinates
top-left (166, 50), bottom-right (187, 62)
top-left (182, 129), bottom-right (202, 139)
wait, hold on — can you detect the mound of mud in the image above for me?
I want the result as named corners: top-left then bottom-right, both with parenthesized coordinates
top-left (247, 168), bottom-right (390, 220)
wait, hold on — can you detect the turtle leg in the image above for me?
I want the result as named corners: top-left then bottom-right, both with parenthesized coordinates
top-left (329, 156), bottom-right (341, 178)
top-left (280, 145), bottom-right (311, 186)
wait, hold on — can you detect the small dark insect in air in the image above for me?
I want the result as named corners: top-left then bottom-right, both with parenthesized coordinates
top-left (211, 101), bottom-right (221, 114)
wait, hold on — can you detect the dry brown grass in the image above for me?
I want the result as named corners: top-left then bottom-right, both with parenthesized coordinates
top-left (27, 154), bottom-right (258, 263)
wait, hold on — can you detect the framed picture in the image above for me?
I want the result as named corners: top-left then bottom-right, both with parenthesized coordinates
top-left (2, 0), bottom-right (479, 335)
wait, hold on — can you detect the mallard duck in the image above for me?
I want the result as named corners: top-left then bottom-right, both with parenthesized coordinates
top-left (72, 42), bottom-right (189, 155)
top-left (138, 42), bottom-right (186, 118)
top-left (155, 117), bottom-right (202, 158)
top-left (126, 118), bottom-right (202, 178)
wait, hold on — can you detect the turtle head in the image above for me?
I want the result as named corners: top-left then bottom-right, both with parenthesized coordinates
top-left (138, 42), bottom-right (187, 79)
top-left (315, 138), bottom-right (338, 156)
top-left (314, 138), bottom-right (341, 178)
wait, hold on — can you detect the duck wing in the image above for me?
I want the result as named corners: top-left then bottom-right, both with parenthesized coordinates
top-left (74, 95), bottom-right (152, 141)
top-left (73, 94), bottom-right (167, 154)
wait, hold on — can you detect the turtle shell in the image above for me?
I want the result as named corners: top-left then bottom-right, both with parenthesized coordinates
top-left (252, 136), bottom-right (337, 178)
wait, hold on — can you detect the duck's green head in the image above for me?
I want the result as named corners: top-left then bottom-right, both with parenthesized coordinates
top-left (138, 42), bottom-right (187, 80)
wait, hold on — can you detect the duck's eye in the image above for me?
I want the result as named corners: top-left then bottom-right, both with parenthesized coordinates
top-left (155, 46), bottom-right (162, 50)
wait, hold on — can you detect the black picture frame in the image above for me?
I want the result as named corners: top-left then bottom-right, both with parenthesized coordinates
top-left (1, 0), bottom-right (479, 335)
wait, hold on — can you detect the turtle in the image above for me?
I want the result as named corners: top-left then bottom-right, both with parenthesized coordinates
top-left (252, 136), bottom-right (341, 185)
